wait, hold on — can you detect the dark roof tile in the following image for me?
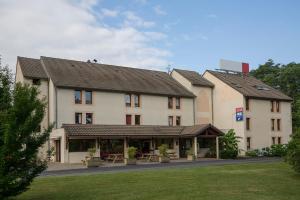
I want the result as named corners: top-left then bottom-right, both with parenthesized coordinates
top-left (18, 57), bottom-right (48, 79)
top-left (174, 69), bottom-right (214, 87)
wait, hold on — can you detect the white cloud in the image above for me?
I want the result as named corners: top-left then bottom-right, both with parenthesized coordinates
top-left (0, 0), bottom-right (170, 72)
top-left (101, 8), bottom-right (118, 17)
top-left (153, 5), bottom-right (167, 15)
top-left (123, 11), bottom-right (155, 28)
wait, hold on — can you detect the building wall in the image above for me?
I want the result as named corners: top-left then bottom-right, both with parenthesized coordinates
top-left (203, 71), bottom-right (246, 151)
top-left (171, 70), bottom-right (213, 125)
top-left (245, 99), bottom-right (292, 149)
top-left (55, 88), bottom-right (194, 128)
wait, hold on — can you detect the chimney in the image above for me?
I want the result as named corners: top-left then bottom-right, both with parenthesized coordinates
top-left (242, 63), bottom-right (249, 74)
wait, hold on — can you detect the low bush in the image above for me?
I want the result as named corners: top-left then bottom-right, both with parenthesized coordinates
top-left (127, 147), bottom-right (137, 159)
top-left (246, 149), bottom-right (259, 157)
top-left (270, 144), bottom-right (287, 157)
top-left (220, 129), bottom-right (240, 159)
top-left (285, 128), bottom-right (300, 173)
top-left (158, 144), bottom-right (168, 157)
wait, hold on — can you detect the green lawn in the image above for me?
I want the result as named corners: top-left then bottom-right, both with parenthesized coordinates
top-left (16, 162), bottom-right (300, 200)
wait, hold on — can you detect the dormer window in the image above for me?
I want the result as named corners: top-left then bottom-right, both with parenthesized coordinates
top-left (32, 79), bottom-right (41, 85)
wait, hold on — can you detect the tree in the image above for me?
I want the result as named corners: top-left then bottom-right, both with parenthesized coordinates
top-left (285, 128), bottom-right (300, 173)
top-left (220, 129), bottom-right (240, 159)
top-left (251, 60), bottom-right (300, 130)
top-left (0, 66), bottom-right (52, 198)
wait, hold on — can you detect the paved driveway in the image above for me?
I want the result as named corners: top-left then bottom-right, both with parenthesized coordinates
top-left (41, 157), bottom-right (282, 177)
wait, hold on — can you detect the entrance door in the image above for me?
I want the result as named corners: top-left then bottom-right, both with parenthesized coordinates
top-left (55, 140), bottom-right (61, 162)
top-left (179, 138), bottom-right (192, 158)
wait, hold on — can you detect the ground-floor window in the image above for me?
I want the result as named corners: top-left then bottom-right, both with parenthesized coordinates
top-left (69, 139), bottom-right (95, 152)
top-left (246, 137), bottom-right (251, 150)
top-left (155, 138), bottom-right (174, 149)
top-left (100, 139), bottom-right (124, 154)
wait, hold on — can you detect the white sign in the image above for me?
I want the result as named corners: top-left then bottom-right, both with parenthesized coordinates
top-left (219, 59), bottom-right (243, 72)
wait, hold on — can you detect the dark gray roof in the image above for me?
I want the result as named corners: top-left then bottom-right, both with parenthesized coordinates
top-left (174, 69), bottom-right (214, 87)
top-left (18, 57), bottom-right (48, 79)
top-left (62, 124), bottom-right (223, 137)
top-left (40, 56), bottom-right (195, 97)
top-left (206, 70), bottom-right (292, 101)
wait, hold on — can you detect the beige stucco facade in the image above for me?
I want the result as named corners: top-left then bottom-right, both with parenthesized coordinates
top-left (171, 70), bottom-right (213, 125)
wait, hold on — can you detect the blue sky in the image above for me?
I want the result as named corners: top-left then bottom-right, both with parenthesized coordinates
top-left (1, 0), bottom-right (300, 73)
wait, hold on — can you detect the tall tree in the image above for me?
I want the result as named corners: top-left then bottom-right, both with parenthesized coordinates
top-left (0, 66), bottom-right (52, 199)
top-left (251, 60), bottom-right (300, 130)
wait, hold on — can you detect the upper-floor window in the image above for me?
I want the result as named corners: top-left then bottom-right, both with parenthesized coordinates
top-left (125, 94), bottom-right (131, 107)
top-left (272, 137), bottom-right (276, 145)
top-left (176, 116), bottom-right (181, 126)
top-left (126, 114), bottom-right (132, 125)
top-left (175, 97), bottom-right (181, 109)
top-left (86, 113), bottom-right (93, 124)
top-left (85, 91), bottom-right (92, 104)
top-left (245, 98), bottom-right (250, 111)
top-left (168, 116), bottom-right (173, 126)
top-left (134, 94), bottom-right (140, 107)
top-left (75, 90), bottom-right (82, 104)
top-left (246, 118), bottom-right (250, 130)
top-left (32, 79), bottom-right (41, 85)
top-left (135, 115), bottom-right (141, 125)
top-left (276, 101), bottom-right (280, 112)
top-left (277, 119), bottom-right (281, 131)
top-left (271, 101), bottom-right (274, 112)
top-left (246, 137), bottom-right (251, 150)
top-left (168, 97), bottom-right (173, 109)
top-left (75, 112), bottom-right (82, 124)
top-left (271, 119), bottom-right (275, 131)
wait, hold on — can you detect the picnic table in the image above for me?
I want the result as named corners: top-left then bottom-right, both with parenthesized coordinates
top-left (106, 153), bottom-right (124, 163)
top-left (139, 153), bottom-right (158, 162)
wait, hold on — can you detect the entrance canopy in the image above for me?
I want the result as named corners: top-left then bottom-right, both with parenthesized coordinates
top-left (62, 124), bottom-right (223, 138)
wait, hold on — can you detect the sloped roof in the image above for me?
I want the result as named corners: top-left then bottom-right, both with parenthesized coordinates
top-left (62, 124), bottom-right (223, 137)
top-left (17, 57), bottom-right (48, 79)
top-left (39, 56), bottom-right (195, 97)
top-left (206, 70), bottom-right (292, 101)
top-left (174, 69), bottom-right (214, 87)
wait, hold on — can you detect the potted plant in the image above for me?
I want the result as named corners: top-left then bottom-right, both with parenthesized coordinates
top-left (85, 147), bottom-right (102, 167)
top-left (187, 149), bottom-right (195, 161)
top-left (158, 144), bottom-right (170, 163)
top-left (125, 146), bottom-right (137, 165)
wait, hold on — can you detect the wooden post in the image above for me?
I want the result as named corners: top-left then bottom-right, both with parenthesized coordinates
top-left (194, 137), bottom-right (198, 158)
top-left (124, 137), bottom-right (128, 158)
top-left (216, 136), bottom-right (219, 159)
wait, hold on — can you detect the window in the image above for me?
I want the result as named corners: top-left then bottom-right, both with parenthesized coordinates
top-left (276, 101), bottom-right (280, 112)
top-left (126, 115), bottom-right (132, 125)
top-left (32, 79), bottom-right (41, 85)
top-left (246, 137), bottom-right (251, 150)
top-left (75, 90), bottom-right (82, 104)
top-left (75, 113), bottom-right (82, 124)
top-left (277, 119), bottom-right (281, 131)
top-left (271, 119), bottom-right (275, 131)
top-left (175, 97), bottom-right (180, 109)
top-left (176, 116), bottom-right (181, 126)
top-left (278, 137), bottom-right (281, 144)
top-left (135, 115), bottom-right (141, 125)
top-left (168, 97), bottom-right (173, 109)
top-left (272, 137), bottom-right (276, 145)
top-left (69, 139), bottom-right (95, 152)
top-left (246, 118), bottom-right (250, 130)
top-left (86, 113), bottom-right (93, 124)
top-left (134, 94), bottom-right (140, 107)
top-left (125, 94), bottom-right (131, 107)
top-left (85, 91), bottom-right (92, 104)
top-left (271, 101), bottom-right (274, 112)
top-left (155, 138), bottom-right (174, 149)
top-left (245, 98), bottom-right (250, 111)
top-left (168, 116), bottom-right (173, 126)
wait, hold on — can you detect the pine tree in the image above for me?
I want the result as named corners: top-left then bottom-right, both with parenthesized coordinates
top-left (0, 65), bottom-right (52, 199)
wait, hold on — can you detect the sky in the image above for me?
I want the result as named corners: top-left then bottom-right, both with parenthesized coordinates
top-left (0, 0), bottom-right (300, 74)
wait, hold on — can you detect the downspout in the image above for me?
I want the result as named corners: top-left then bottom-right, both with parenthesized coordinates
top-left (55, 87), bottom-right (58, 128)
top-left (193, 98), bottom-right (196, 125)
top-left (211, 88), bottom-right (214, 125)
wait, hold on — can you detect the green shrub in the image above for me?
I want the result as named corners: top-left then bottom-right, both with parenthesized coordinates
top-left (285, 128), bottom-right (300, 173)
top-left (127, 146), bottom-right (137, 159)
top-left (261, 147), bottom-right (271, 156)
top-left (158, 144), bottom-right (168, 157)
top-left (246, 149), bottom-right (259, 157)
top-left (270, 144), bottom-right (287, 157)
top-left (220, 129), bottom-right (240, 159)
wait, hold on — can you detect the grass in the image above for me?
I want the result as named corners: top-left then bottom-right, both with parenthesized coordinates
top-left (15, 162), bottom-right (300, 200)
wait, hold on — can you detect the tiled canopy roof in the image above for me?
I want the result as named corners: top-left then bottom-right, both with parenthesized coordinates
top-left (207, 70), bottom-right (292, 101)
top-left (62, 124), bottom-right (223, 137)
top-left (173, 69), bottom-right (214, 87)
top-left (18, 57), bottom-right (48, 79)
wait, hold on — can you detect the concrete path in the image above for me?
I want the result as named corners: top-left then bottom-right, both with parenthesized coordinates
top-left (41, 157), bottom-right (282, 177)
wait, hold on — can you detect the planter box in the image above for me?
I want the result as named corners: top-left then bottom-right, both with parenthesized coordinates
top-left (85, 158), bottom-right (103, 168)
top-left (124, 158), bottom-right (137, 165)
top-left (187, 155), bottom-right (195, 161)
top-left (159, 156), bottom-right (170, 163)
